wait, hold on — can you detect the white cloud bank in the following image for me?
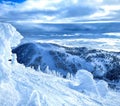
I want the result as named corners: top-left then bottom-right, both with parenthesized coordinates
top-left (0, 0), bottom-right (120, 23)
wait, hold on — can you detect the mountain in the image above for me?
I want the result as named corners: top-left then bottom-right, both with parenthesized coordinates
top-left (12, 42), bottom-right (120, 87)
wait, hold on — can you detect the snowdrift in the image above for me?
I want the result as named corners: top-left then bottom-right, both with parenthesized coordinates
top-left (0, 22), bottom-right (120, 106)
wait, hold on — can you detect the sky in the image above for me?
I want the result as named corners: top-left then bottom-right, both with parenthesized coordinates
top-left (0, 0), bottom-right (120, 23)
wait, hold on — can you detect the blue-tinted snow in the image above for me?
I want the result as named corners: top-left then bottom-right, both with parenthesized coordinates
top-left (0, 22), bottom-right (120, 106)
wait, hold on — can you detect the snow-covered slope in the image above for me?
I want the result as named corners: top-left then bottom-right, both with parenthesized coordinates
top-left (12, 43), bottom-right (120, 84)
top-left (0, 22), bottom-right (120, 106)
top-left (0, 22), bottom-right (23, 82)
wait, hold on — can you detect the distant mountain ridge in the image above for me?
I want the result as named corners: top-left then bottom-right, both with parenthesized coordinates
top-left (12, 43), bottom-right (120, 86)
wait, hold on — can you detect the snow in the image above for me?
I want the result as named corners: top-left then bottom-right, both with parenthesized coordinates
top-left (73, 70), bottom-right (100, 96)
top-left (96, 80), bottom-right (108, 97)
top-left (0, 22), bottom-right (120, 106)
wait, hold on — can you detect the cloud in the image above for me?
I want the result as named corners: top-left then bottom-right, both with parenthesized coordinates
top-left (0, 0), bottom-right (120, 23)
top-left (62, 5), bottom-right (97, 18)
top-left (102, 0), bottom-right (120, 5)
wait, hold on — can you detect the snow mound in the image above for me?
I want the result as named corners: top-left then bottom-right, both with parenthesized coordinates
top-left (69, 69), bottom-right (108, 97)
top-left (74, 69), bottom-right (99, 95)
top-left (97, 80), bottom-right (108, 97)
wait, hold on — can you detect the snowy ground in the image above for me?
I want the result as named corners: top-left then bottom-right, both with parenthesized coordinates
top-left (0, 22), bottom-right (120, 106)
top-left (1, 61), bottom-right (120, 106)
